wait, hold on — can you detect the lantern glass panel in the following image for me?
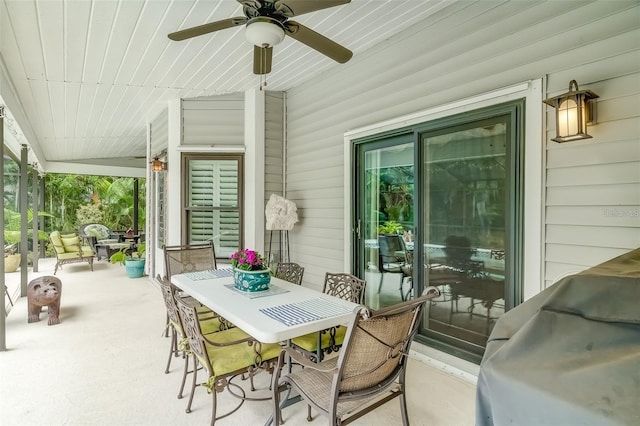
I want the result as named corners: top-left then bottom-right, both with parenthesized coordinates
top-left (557, 98), bottom-right (578, 137)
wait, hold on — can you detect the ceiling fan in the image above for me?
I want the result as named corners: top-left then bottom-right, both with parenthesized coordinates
top-left (168, 0), bottom-right (353, 75)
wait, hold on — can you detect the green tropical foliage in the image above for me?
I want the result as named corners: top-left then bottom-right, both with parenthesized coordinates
top-left (75, 203), bottom-right (104, 225)
top-left (377, 220), bottom-right (404, 235)
top-left (4, 208), bottom-right (52, 245)
top-left (366, 165), bottom-right (414, 237)
top-left (109, 243), bottom-right (146, 265)
top-left (44, 174), bottom-right (145, 232)
top-left (3, 159), bottom-right (146, 251)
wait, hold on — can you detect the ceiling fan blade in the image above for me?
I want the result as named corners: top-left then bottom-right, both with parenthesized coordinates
top-left (168, 17), bottom-right (247, 41)
top-left (275, 0), bottom-right (350, 17)
top-left (253, 46), bottom-right (273, 75)
top-left (284, 21), bottom-right (352, 63)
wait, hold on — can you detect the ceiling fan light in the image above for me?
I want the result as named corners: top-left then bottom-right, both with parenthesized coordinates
top-left (245, 18), bottom-right (285, 47)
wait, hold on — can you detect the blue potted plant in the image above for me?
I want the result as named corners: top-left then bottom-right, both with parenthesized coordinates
top-left (230, 248), bottom-right (270, 292)
top-left (110, 243), bottom-right (146, 278)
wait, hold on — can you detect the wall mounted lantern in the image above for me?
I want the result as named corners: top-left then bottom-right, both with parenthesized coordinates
top-left (543, 80), bottom-right (599, 143)
top-left (151, 157), bottom-right (166, 172)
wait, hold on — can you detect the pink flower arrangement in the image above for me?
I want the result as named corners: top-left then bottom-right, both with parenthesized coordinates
top-left (230, 248), bottom-right (268, 271)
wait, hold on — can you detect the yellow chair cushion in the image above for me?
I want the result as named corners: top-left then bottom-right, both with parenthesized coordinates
top-left (198, 328), bottom-right (282, 378)
top-left (291, 326), bottom-right (347, 352)
top-left (172, 316), bottom-right (223, 337)
top-left (61, 236), bottom-right (81, 252)
top-left (196, 306), bottom-right (212, 315)
top-left (80, 246), bottom-right (94, 256)
top-left (57, 252), bottom-right (85, 260)
top-left (50, 231), bottom-right (66, 254)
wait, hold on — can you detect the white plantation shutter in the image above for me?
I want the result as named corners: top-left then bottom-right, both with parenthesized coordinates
top-left (184, 155), bottom-right (243, 259)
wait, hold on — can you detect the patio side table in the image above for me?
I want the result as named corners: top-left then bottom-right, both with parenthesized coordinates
top-left (95, 242), bottom-right (133, 261)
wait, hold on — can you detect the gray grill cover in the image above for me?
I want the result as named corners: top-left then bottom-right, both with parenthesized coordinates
top-left (477, 249), bottom-right (640, 426)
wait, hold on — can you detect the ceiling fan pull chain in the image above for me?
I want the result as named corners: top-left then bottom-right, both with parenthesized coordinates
top-left (260, 46), bottom-right (268, 90)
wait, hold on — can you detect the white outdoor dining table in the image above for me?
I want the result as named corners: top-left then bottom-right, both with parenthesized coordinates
top-left (170, 270), bottom-right (361, 344)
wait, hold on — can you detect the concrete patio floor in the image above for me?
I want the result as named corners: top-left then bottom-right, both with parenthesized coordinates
top-left (1, 258), bottom-right (476, 425)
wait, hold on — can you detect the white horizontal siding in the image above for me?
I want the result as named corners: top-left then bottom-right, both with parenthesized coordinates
top-left (546, 184), bottom-right (640, 206)
top-left (545, 63), bottom-right (640, 281)
top-left (263, 91), bottom-right (285, 257)
top-left (284, 1), bottom-right (640, 290)
top-left (546, 225), bottom-right (640, 249)
top-left (181, 94), bottom-right (244, 146)
top-left (149, 108), bottom-right (168, 155)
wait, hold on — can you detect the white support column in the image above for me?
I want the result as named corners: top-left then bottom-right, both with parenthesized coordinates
top-left (0, 110), bottom-right (6, 351)
top-left (244, 89), bottom-right (266, 250)
top-left (166, 99), bottom-right (182, 246)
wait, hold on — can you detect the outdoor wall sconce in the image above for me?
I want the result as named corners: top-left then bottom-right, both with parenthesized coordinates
top-left (151, 157), bottom-right (166, 172)
top-left (543, 80), bottom-right (599, 143)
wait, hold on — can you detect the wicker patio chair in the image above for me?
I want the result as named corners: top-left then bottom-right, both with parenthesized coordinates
top-left (49, 231), bottom-right (94, 274)
top-left (174, 295), bottom-right (282, 425)
top-left (158, 276), bottom-right (230, 400)
top-left (290, 273), bottom-right (366, 363)
top-left (78, 223), bottom-right (120, 260)
top-left (273, 286), bottom-right (441, 426)
top-left (274, 262), bottom-right (305, 285)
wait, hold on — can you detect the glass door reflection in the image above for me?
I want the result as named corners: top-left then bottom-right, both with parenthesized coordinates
top-left (356, 140), bottom-right (414, 309)
top-left (420, 116), bottom-right (509, 355)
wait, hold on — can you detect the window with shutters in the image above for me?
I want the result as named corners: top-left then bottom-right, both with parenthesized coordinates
top-left (182, 153), bottom-right (243, 260)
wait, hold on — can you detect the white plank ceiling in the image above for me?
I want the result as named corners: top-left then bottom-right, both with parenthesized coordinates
top-left (0, 0), bottom-right (455, 170)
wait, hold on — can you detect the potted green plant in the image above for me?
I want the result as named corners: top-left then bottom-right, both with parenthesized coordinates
top-left (377, 220), bottom-right (404, 235)
top-left (110, 243), bottom-right (146, 278)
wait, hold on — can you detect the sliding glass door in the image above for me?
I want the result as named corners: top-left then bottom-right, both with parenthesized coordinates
top-left (417, 104), bottom-right (523, 360)
top-left (354, 134), bottom-right (414, 309)
top-left (353, 101), bottom-right (524, 361)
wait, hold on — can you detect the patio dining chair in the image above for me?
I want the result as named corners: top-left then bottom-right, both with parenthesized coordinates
top-left (290, 272), bottom-right (366, 363)
top-left (164, 242), bottom-right (218, 278)
top-left (272, 286), bottom-right (441, 426)
top-left (158, 276), bottom-right (230, 400)
top-left (274, 262), bottom-right (305, 285)
top-left (174, 295), bottom-right (282, 426)
top-left (163, 242), bottom-right (218, 335)
top-left (377, 234), bottom-right (410, 300)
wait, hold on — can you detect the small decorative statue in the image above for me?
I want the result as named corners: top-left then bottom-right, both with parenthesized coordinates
top-left (265, 194), bottom-right (299, 231)
top-left (27, 276), bottom-right (62, 325)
